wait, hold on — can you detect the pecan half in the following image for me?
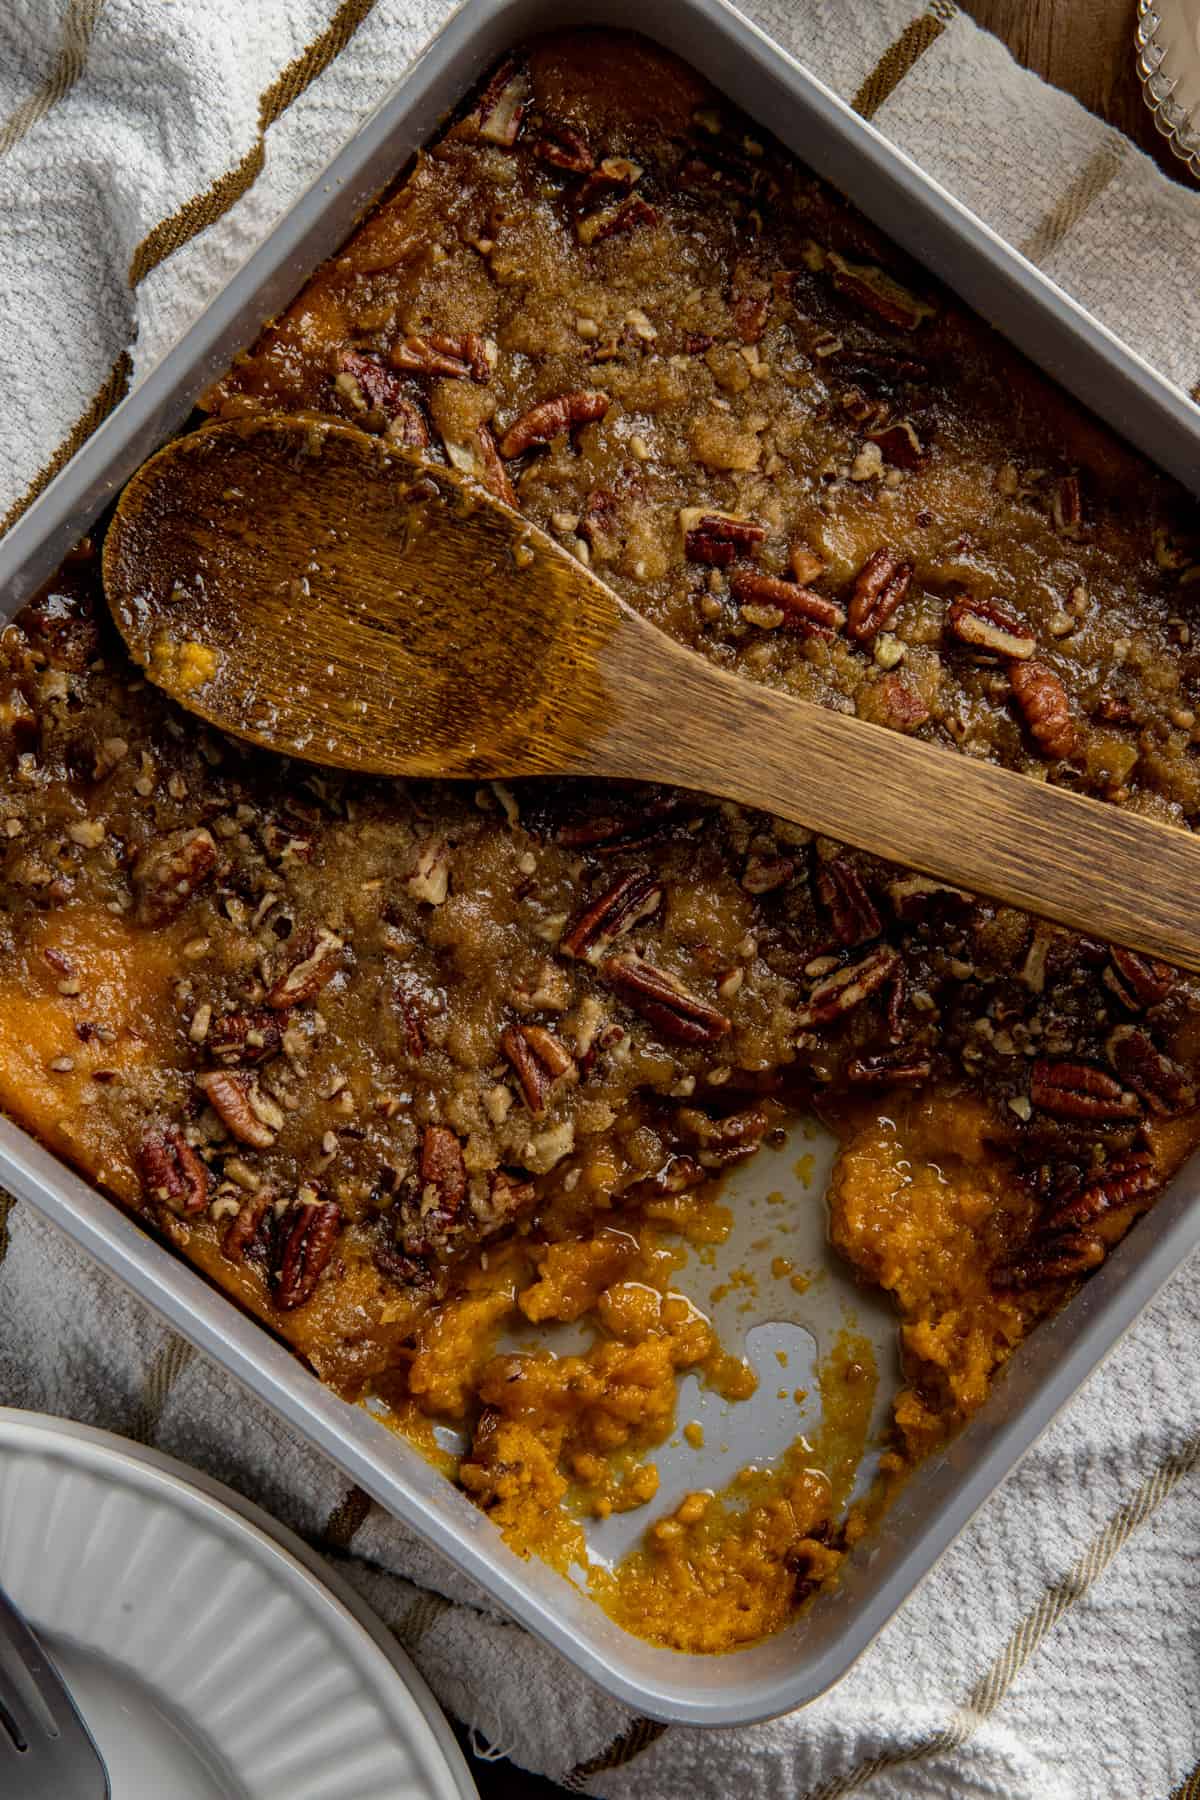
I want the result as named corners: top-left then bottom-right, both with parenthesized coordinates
top-left (138, 1128), bottom-right (208, 1217)
top-left (1104, 947), bottom-right (1174, 1011)
top-left (1028, 1060), bottom-right (1140, 1121)
top-left (222, 1189), bottom-right (275, 1263)
top-left (730, 571), bottom-right (844, 632)
top-left (560, 869), bottom-right (663, 962)
top-left (208, 1009), bottom-right (283, 1068)
top-left (845, 1049), bottom-right (932, 1084)
top-left (475, 56), bottom-right (528, 145)
top-left (998, 1231), bottom-right (1107, 1290)
top-left (946, 594), bottom-right (1035, 660)
top-left (1039, 1149), bottom-right (1159, 1235)
top-left (826, 253), bottom-right (934, 330)
top-left (866, 420), bottom-right (925, 470)
top-left (847, 548), bottom-right (912, 643)
top-left (795, 946), bottom-right (898, 1027)
top-left (1009, 661), bottom-right (1076, 760)
top-left (273, 1192), bottom-right (342, 1310)
top-left (196, 1070), bottom-right (285, 1148)
top-left (132, 826), bottom-right (217, 925)
top-left (600, 953), bottom-right (731, 1045)
top-left (266, 929), bottom-right (343, 1009)
top-left (530, 122), bottom-right (594, 172)
top-left (1107, 1026), bottom-right (1196, 1117)
top-left (502, 1023), bottom-right (577, 1116)
top-left (684, 513), bottom-right (766, 567)
top-left (498, 391), bottom-right (608, 457)
top-left (390, 332), bottom-right (492, 383)
top-left (817, 860), bottom-right (881, 946)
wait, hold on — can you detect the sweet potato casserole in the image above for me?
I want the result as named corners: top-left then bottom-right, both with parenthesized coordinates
top-left (4, 31), bottom-right (1200, 1651)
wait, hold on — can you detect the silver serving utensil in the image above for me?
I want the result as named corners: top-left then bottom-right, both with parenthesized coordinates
top-left (0, 1578), bottom-right (109, 1798)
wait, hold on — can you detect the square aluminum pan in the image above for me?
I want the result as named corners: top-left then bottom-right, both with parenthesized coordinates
top-left (1, 0), bottom-right (1199, 1727)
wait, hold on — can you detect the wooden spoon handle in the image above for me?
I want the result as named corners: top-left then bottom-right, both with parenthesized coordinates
top-left (597, 620), bottom-right (1200, 971)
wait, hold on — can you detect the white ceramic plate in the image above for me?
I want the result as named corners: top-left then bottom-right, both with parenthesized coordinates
top-left (1138, 0), bottom-right (1200, 179)
top-left (0, 1410), bottom-right (475, 1800)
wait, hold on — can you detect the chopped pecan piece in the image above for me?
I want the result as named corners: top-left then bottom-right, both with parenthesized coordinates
top-left (472, 422), bottom-right (517, 507)
top-left (623, 1154), bottom-right (706, 1203)
top-left (405, 838), bottom-right (451, 905)
top-left (498, 391), bottom-right (609, 457)
top-left (1009, 661), bottom-right (1077, 760)
top-left (826, 253), bottom-right (934, 330)
top-left (676, 1103), bottom-right (769, 1169)
top-left (390, 332), bottom-right (492, 382)
top-left (577, 195), bottom-right (658, 244)
top-left (946, 594), bottom-right (1035, 660)
top-left (336, 350), bottom-right (420, 423)
top-left (600, 953), bottom-right (731, 1045)
top-left (208, 1009), bottom-right (283, 1068)
top-left (531, 122), bottom-right (594, 172)
top-left (887, 873), bottom-right (973, 921)
top-left (1028, 1060), bottom-right (1140, 1122)
top-left (266, 929), bottom-right (343, 1009)
top-left (684, 513), bottom-right (766, 567)
top-left (1051, 474), bottom-right (1083, 536)
top-left (733, 292), bottom-right (769, 343)
top-left (474, 56), bottom-right (528, 145)
top-left (501, 1023), bottom-right (577, 1116)
top-left (560, 869), bottom-right (663, 962)
top-left (384, 398), bottom-right (431, 448)
top-left (1107, 1026), bottom-right (1196, 1117)
top-left (273, 1192), bottom-right (342, 1311)
top-left (573, 155), bottom-right (642, 211)
top-left (196, 1070), bottom-right (285, 1148)
top-left (222, 1189), bottom-right (275, 1263)
top-left (131, 826), bottom-right (217, 925)
top-left (847, 548), bottom-right (912, 643)
top-left (730, 572), bottom-right (844, 632)
top-left (138, 1128), bottom-right (208, 1217)
top-left (867, 420), bottom-right (925, 469)
top-left (846, 1050), bottom-right (932, 1085)
top-left (790, 546), bottom-right (827, 585)
top-left (740, 853), bottom-right (794, 894)
top-left (415, 1124), bottom-right (468, 1240)
top-left (817, 860), bottom-right (881, 946)
top-left (1104, 947), bottom-right (1174, 1011)
top-left (859, 672), bottom-right (929, 733)
top-left (795, 946), bottom-right (898, 1027)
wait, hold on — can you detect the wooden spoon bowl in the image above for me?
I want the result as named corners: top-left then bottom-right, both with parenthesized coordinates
top-left (103, 414), bottom-right (1200, 970)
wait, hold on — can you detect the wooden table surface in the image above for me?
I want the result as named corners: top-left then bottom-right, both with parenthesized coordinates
top-left (458, 6), bottom-right (1185, 1794)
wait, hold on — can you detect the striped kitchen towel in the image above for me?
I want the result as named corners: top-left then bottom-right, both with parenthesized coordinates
top-left (2, 4), bottom-right (1200, 1797)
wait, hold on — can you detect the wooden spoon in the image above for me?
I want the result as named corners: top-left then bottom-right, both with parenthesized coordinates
top-left (103, 414), bottom-right (1200, 970)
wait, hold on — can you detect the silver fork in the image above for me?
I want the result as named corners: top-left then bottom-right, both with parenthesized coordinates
top-left (0, 1579), bottom-right (109, 1798)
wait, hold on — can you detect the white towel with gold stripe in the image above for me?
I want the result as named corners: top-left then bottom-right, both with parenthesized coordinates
top-left (1, 3), bottom-right (1199, 1797)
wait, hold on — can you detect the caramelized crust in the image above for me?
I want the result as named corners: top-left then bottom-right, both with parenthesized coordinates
top-left (3, 31), bottom-right (1200, 1639)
